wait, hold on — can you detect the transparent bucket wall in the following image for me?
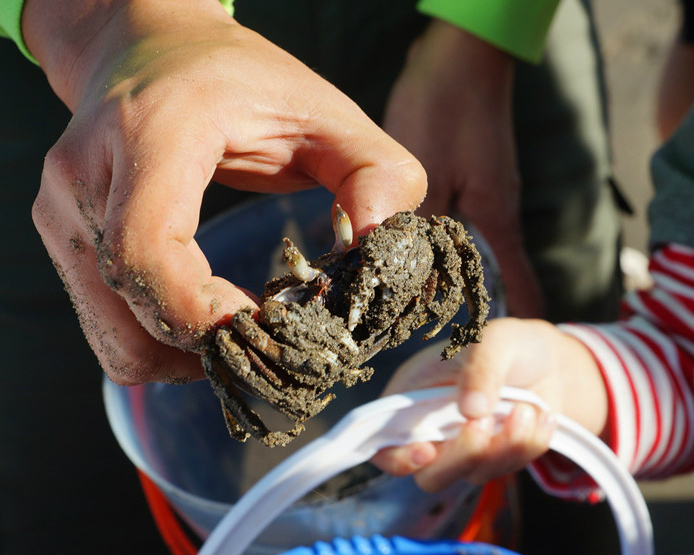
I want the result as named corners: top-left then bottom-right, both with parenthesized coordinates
top-left (104, 188), bottom-right (504, 554)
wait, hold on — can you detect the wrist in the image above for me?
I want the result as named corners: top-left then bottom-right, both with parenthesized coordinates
top-left (22, 0), bottom-right (233, 108)
top-left (556, 331), bottom-right (609, 439)
top-left (422, 19), bottom-right (515, 105)
top-left (417, 0), bottom-right (561, 63)
top-left (23, 0), bottom-right (122, 104)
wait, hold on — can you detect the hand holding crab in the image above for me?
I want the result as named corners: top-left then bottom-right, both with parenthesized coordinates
top-left (203, 206), bottom-right (490, 447)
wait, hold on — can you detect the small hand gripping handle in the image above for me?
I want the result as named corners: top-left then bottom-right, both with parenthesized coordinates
top-left (200, 386), bottom-right (653, 555)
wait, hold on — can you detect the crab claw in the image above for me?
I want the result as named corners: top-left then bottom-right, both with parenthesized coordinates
top-left (282, 238), bottom-right (321, 282)
top-left (332, 204), bottom-right (353, 252)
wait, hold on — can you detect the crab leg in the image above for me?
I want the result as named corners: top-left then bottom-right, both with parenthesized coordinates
top-left (213, 327), bottom-right (335, 421)
top-left (204, 355), bottom-right (307, 447)
top-left (230, 308), bottom-right (340, 381)
top-left (434, 217), bottom-right (490, 358)
top-left (420, 221), bottom-right (465, 340)
top-left (202, 353), bottom-right (277, 442)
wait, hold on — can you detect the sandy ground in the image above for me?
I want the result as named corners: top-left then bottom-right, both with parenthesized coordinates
top-left (593, 1), bottom-right (694, 551)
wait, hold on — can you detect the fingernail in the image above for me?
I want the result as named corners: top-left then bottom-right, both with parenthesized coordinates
top-left (468, 415), bottom-right (495, 435)
top-left (459, 391), bottom-right (491, 418)
top-left (515, 404), bottom-right (535, 431)
top-left (540, 411), bottom-right (558, 434)
top-left (410, 444), bottom-right (436, 469)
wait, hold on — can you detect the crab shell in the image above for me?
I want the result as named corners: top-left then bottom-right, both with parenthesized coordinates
top-left (202, 211), bottom-right (490, 447)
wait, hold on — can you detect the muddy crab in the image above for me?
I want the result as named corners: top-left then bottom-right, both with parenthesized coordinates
top-left (202, 207), bottom-right (490, 447)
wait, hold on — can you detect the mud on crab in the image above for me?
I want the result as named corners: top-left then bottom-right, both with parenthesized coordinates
top-left (202, 207), bottom-right (490, 447)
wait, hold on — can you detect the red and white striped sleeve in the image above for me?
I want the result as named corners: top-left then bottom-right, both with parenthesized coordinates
top-left (528, 244), bottom-right (694, 501)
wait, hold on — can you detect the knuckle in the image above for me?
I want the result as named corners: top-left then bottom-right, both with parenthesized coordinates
top-left (35, 138), bottom-right (109, 242)
top-left (31, 188), bottom-right (53, 233)
top-left (42, 137), bottom-right (95, 201)
top-left (33, 145), bottom-right (78, 227)
top-left (373, 450), bottom-right (414, 477)
top-left (43, 140), bottom-right (77, 181)
top-left (95, 227), bottom-right (130, 293)
top-left (105, 369), bottom-right (141, 387)
top-left (95, 227), bottom-right (161, 317)
top-left (95, 222), bottom-right (153, 294)
top-left (464, 470), bottom-right (491, 487)
top-left (381, 156), bottom-right (427, 208)
top-left (415, 472), bottom-right (448, 493)
top-left (397, 159), bottom-right (428, 203)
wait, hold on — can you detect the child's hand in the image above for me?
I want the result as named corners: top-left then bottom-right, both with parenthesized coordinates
top-left (372, 318), bottom-right (608, 491)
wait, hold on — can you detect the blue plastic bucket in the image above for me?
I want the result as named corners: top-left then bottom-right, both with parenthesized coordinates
top-left (281, 535), bottom-right (520, 555)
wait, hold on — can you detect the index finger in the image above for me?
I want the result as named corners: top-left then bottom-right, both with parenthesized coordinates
top-left (98, 121), bottom-right (258, 352)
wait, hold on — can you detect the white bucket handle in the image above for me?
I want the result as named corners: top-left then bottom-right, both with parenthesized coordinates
top-left (200, 386), bottom-right (653, 555)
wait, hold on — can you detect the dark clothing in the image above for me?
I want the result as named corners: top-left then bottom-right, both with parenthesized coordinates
top-left (0, 41), bottom-right (168, 554)
top-left (234, 0), bottom-right (624, 324)
top-left (682, 0), bottom-right (694, 43)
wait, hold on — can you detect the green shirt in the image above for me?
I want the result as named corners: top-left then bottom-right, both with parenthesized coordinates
top-left (0, 0), bottom-right (29, 59)
top-left (1, 0), bottom-right (558, 65)
top-left (417, 0), bottom-right (561, 63)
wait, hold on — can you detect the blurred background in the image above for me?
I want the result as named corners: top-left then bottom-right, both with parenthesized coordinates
top-left (597, 0), bottom-right (675, 253)
top-left (595, 0), bottom-right (694, 551)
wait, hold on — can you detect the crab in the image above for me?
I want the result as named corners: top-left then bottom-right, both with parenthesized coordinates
top-left (202, 206), bottom-right (490, 447)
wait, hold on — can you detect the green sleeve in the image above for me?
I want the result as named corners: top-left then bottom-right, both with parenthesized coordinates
top-left (0, 0), bottom-right (235, 64)
top-left (416, 0), bottom-right (561, 64)
top-left (0, 0), bottom-right (35, 61)
top-left (220, 0), bottom-right (235, 16)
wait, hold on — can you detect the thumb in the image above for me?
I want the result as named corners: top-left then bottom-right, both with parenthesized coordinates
top-left (456, 318), bottom-right (521, 419)
top-left (293, 97), bottom-right (427, 234)
top-left (331, 156), bottom-right (427, 236)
